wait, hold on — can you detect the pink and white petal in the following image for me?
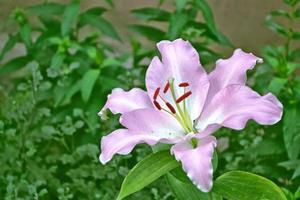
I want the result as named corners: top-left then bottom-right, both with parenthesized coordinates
top-left (146, 39), bottom-right (210, 120)
top-left (196, 85), bottom-right (283, 131)
top-left (99, 129), bottom-right (160, 164)
top-left (206, 49), bottom-right (262, 103)
top-left (98, 88), bottom-right (152, 119)
top-left (171, 135), bottom-right (217, 192)
top-left (120, 108), bottom-right (185, 141)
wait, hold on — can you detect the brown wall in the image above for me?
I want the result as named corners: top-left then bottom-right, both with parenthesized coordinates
top-left (0, 0), bottom-right (293, 55)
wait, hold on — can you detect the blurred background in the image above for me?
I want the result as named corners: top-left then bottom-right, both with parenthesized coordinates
top-left (1, 0), bottom-right (297, 53)
top-left (0, 0), bottom-right (299, 199)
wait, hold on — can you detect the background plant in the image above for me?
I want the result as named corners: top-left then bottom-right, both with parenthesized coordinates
top-left (0, 0), bottom-right (299, 199)
top-left (215, 0), bottom-right (300, 199)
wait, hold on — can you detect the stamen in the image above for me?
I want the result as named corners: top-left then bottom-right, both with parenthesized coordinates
top-left (163, 82), bottom-right (170, 93)
top-left (153, 87), bottom-right (160, 100)
top-left (179, 82), bottom-right (189, 87)
top-left (176, 91), bottom-right (192, 103)
top-left (165, 102), bottom-right (176, 114)
top-left (153, 101), bottom-right (162, 110)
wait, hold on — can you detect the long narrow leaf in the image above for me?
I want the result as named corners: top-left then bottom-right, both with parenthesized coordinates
top-left (117, 150), bottom-right (179, 200)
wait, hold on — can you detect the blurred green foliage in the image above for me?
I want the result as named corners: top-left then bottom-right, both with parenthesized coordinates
top-left (0, 0), bottom-right (299, 199)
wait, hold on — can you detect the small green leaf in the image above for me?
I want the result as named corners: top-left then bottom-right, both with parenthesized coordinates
top-left (20, 23), bottom-right (32, 48)
top-left (268, 77), bottom-right (287, 95)
top-left (80, 69), bottom-right (100, 102)
top-left (50, 52), bottom-right (65, 69)
top-left (117, 150), bottom-right (179, 200)
top-left (175, 0), bottom-right (187, 11)
top-left (194, 0), bottom-right (232, 46)
top-left (80, 14), bottom-right (121, 41)
top-left (105, 0), bottom-right (114, 7)
top-left (292, 165), bottom-right (300, 179)
top-left (0, 56), bottom-right (28, 74)
top-left (265, 16), bottom-right (289, 37)
top-left (131, 8), bottom-right (170, 21)
top-left (61, 0), bottom-right (80, 36)
top-left (295, 186), bottom-right (300, 198)
top-left (0, 34), bottom-right (19, 60)
top-left (270, 10), bottom-right (291, 19)
top-left (129, 25), bottom-right (165, 42)
top-left (168, 12), bottom-right (188, 39)
top-left (283, 107), bottom-right (300, 160)
top-left (28, 3), bottom-right (65, 16)
top-left (213, 171), bottom-right (287, 200)
top-left (81, 7), bottom-right (107, 16)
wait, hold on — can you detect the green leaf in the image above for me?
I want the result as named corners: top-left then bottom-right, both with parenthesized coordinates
top-left (28, 3), bottom-right (65, 16)
top-left (278, 160), bottom-right (300, 169)
top-left (213, 171), bottom-right (287, 200)
top-left (284, 0), bottom-right (300, 6)
top-left (20, 23), bottom-right (32, 48)
top-left (294, 8), bottom-right (300, 18)
top-left (292, 165), bottom-right (300, 179)
top-left (61, 0), bottom-right (80, 36)
top-left (268, 77), bottom-right (287, 95)
top-left (295, 186), bottom-right (300, 198)
top-left (129, 25), bottom-right (165, 42)
top-left (105, 0), bottom-right (114, 7)
top-left (80, 69), bottom-right (100, 102)
top-left (265, 16), bottom-right (289, 37)
top-left (0, 34), bottom-right (19, 60)
top-left (61, 81), bottom-right (81, 105)
top-left (117, 150), bottom-right (179, 200)
top-left (194, 0), bottom-right (232, 46)
top-left (80, 13), bottom-right (121, 41)
top-left (81, 7), bottom-right (107, 16)
top-left (270, 10), bottom-right (291, 19)
top-left (50, 52), bottom-right (65, 69)
top-left (0, 56), bottom-right (28, 74)
top-left (175, 0), bottom-right (187, 11)
top-left (168, 12), bottom-right (188, 39)
top-left (131, 8), bottom-right (170, 21)
top-left (283, 107), bottom-right (300, 160)
top-left (165, 173), bottom-right (211, 200)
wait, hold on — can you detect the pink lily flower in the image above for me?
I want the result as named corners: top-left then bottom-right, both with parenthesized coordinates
top-left (98, 39), bottom-right (283, 192)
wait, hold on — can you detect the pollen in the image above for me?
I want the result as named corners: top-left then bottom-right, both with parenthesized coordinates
top-left (176, 91), bottom-right (192, 103)
top-left (153, 100), bottom-right (162, 110)
top-left (153, 87), bottom-right (160, 100)
top-left (165, 102), bottom-right (176, 114)
top-left (179, 82), bottom-right (189, 87)
top-left (163, 82), bottom-right (170, 93)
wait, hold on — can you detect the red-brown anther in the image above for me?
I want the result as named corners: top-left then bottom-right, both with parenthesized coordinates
top-left (165, 102), bottom-right (176, 114)
top-left (153, 100), bottom-right (162, 110)
top-left (179, 82), bottom-right (189, 87)
top-left (176, 91), bottom-right (192, 103)
top-left (163, 82), bottom-right (170, 93)
top-left (153, 87), bottom-right (160, 100)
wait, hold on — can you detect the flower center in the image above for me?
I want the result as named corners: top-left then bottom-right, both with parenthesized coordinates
top-left (152, 79), bottom-right (196, 133)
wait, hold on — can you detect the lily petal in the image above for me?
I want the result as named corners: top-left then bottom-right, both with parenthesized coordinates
top-left (206, 49), bottom-right (262, 103)
top-left (98, 88), bottom-right (152, 119)
top-left (171, 135), bottom-right (217, 192)
top-left (120, 108), bottom-right (185, 141)
top-left (146, 39), bottom-right (210, 120)
top-left (197, 85), bottom-right (283, 131)
top-left (99, 129), bottom-right (159, 164)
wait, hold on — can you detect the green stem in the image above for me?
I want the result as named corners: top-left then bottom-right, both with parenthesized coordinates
top-left (208, 192), bottom-right (213, 200)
